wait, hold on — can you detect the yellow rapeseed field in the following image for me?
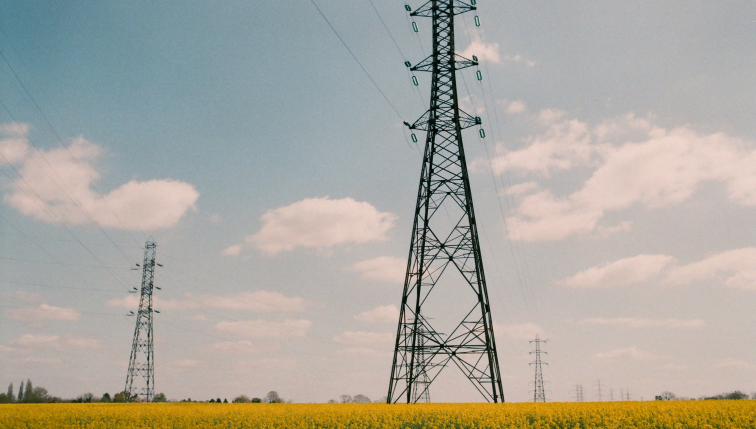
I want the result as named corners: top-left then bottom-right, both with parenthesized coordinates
top-left (2, 401), bottom-right (756, 429)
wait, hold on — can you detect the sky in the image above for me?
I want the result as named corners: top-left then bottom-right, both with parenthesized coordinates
top-left (1, 0), bottom-right (756, 403)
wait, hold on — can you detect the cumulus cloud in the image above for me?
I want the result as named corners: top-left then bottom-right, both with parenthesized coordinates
top-left (0, 334), bottom-right (101, 352)
top-left (6, 304), bottom-right (81, 322)
top-left (561, 247), bottom-right (756, 290)
top-left (459, 37), bottom-right (500, 63)
top-left (4, 136), bottom-right (199, 230)
top-left (0, 123), bottom-right (29, 165)
top-left (580, 317), bottom-right (705, 329)
top-left (200, 291), bottom-right (306, 312)
top-left (505, 100), bottom-right (527, 115)
top-left (200, 340), bottom-right (258, 354)
top-left (245, 197), bottom-right (396, 255)
top-left (592, 347), bottom-right (655, 361)
top-left (558, 254), bottom-right (675, 288)
top-left (108, 290), bottom-right (305, 312)
top-left (493, 323), bottom-right (546, 340)
top-left (354, 305), bottom-right (399, 323)
top-left (222, 244), bottom-right (243, 256)
top-left (351, 256), bottom-right (406, 283)
top-left (332, 331), bottom-right (394, 346)
top-left (214, 319), bottom-right (312, 339)
top-left (666, 248), bottom-right (756, 290)
top-left (489, 113), bottom-right (756, 241)
top-left (504, 54), bottom-right (536, 67)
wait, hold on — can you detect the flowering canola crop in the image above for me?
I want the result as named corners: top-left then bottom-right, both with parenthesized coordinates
top-left (2, 401), bottom-right (756, 429)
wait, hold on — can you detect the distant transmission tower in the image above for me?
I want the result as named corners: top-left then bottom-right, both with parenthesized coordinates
top-left (387, 0), bottom-right (504, 404)
top-left (596, 380), bottom-right (603, 402)
top-left (574, 384), bottom-right (584, 402)
top-left (530, 335), bottom-right (547, 402)
top-left (411, 322), bottom-right (431, 403)
top-left (124, 241), bottom-right (161, 402)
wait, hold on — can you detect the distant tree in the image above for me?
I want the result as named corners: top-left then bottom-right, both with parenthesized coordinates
top-left (24, 379), bottom-right (32, 401)
top-left (660, 391), bottom-right (676, 401)
top-left (210, 398), bottom-right (215, 403)
top-left (18, 381), bottom-right (24, 402)
top-left (154, 393), bottom-right (167, 403)
top-left (327, 399), bottom-right (337, 403)
top-left (23, 387), bottom-right (49, 403)
top-left (112, 391), bottom-right (129, 403)
top-left (340, 394), bottom-right (352, 403)
top-left (232, 395), bottom-right (250, 403)
top-left (266, 391), bottom-right (283, 403)
top-left (0, 393), bottom-right (9, 404)
top-left (725, 391), bottom-right (749, 400)
top-left (352, 394), bottom-right (371, 403)
top-left (223, 398), bottom-right (228, 403)
top-left (100, 393), bottom-right (111, 403)
top-left (251, 397), bottom-right (262, 403)
top-left (76, 393), bottom-right (94, 403)
top-left (6, 383), bottom-right (13, 403)
top-left (216, 397), bottom-right (221, 403)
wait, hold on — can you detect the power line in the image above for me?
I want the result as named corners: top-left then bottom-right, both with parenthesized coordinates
top-left (309, 0), bottom-right (405, 120)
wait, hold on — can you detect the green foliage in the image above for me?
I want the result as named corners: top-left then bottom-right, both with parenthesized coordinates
top-left (153, 393), bottom-right (167, 403)
top-left (100, 393), bottom-right (111, 403)
top-left (251, 398), bottom-right (262, 403)
top-left (0, 393), bottom-right (11, 404)
top-left (232, 395), bottom-right (250, 403)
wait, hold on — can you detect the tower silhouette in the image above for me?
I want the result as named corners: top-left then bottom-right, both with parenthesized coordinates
top-left (387, 0), bottom-right (504, 404)
top-left (529, 335), bottom-right (547, 402)
top-left (124, 241), bottom-right (160, 402)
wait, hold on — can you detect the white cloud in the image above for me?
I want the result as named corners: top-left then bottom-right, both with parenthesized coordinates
top-left (199, 290), bottom-right (305, 312)
top-left (333, 331), bottom-right (394, 346)
top-left (561, 247), bottom-right (756, 290)
top-left (493, 323), bottom-right (546, 340)
top-left (592, 347), bottom-right (655, 360)
top-left (459, 38), bottom-right (500, 63)
top-left (505, 100), bottom-right (527, 115)
top-left (247, 197), bottom-right (396, 255)
top-left (490, 113), bottom-right (756, 241)
top-left (107, 295), bottom-right (199, 311)
top-left (665, 248), bottom-right (756, 290)
top-left (0, 122), bottom-right (29, 165)
top-left (504, 54), bottom-right (536, 67)
top-left (351, 256), bottom-right (406, 283)
top-left (714, 358), bottom-right (755, 369)
top-left (580, 317), bottom-right (705, 329)
top-left (200, 340), bottom-right (258, 354)
top-left (222, 244), bottom-right (243, 256)
top-left (11, 334), bottom-right (60, 348)
top-left (4, 136), bottom-right (199, 230)
top-left (354, 305), bottom-right (399, 323)
top-left (65, 336), bottom-right (104, 349)
top-left (108, 290), bottom-right (305, 312)
top-left (214, 319), bottom-right (312, 339)
top-left (558, 254), bottom-right (675, 288)
top-left (6, 304), bottom-right (81, 322)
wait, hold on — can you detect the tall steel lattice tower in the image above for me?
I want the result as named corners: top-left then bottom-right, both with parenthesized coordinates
top-left (387, 0), bottom-right (504, 404)
top-left (529, 335), bottom-right (547, 402)
top-left (124, 241), bottom-right (159, 402)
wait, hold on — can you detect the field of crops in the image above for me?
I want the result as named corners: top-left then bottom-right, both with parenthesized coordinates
top-left (2, 401), bottom-right (756, 429)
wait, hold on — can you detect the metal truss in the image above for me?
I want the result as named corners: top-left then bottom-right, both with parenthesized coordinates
top-left (388, 0), bottom-right (504, 404)
top-left (124, 241), bottom-right (158, 402)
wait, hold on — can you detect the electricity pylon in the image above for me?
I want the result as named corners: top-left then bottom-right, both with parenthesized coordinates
top-left (411, 322), bottom-right (431, 403)
top-left (387, 0), bottom-right (504, 404)
top-left (529, 335), bottom-right (547, 402)
top-left (124, 241), bottom-right (160, 402)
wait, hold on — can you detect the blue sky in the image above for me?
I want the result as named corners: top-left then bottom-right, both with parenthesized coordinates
top-left (1, 0), bottom-right (756, 403)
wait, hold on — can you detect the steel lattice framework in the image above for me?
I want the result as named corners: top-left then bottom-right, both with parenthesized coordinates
top-left (530, 335), bottom-right (547, 402)
top-left (124, 241), bottom-right (158, 402)
top-left (388, 0), bottom-right (504, 404)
